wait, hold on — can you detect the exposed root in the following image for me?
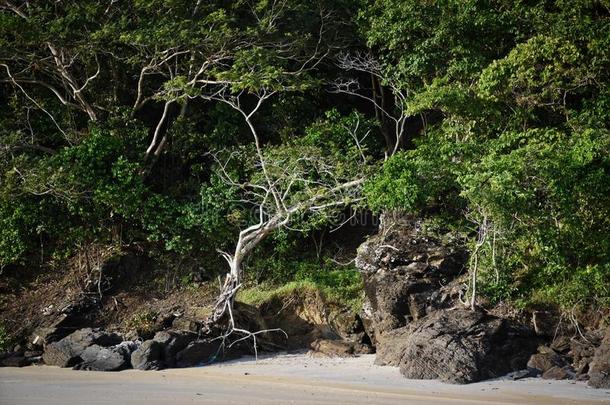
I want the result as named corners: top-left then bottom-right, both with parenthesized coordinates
top-left (205, 274), bottom-right (288, 360)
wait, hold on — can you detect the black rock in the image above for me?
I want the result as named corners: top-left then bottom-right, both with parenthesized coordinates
top-left (76, 342), bottom-right (136, 371)
top-left (175, 340), bottom-right (222, 368)
top-left (392, 309), bottom-right (538, 384)
top-left (153, 330), bottom-right (196, 367)
top-left (355, 214), bottom-right (467, 345)
top-left (131, 340), bottom-right (164, 370)
top-left (31, 323), bottom-right (79, 347)
top-left (0, 353), bottom-right (31, 367)
top-left (42, 328), bottom-right (122, 367)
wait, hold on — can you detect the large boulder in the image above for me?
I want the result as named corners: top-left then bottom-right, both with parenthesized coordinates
top-left (152, 330), bottom-right (197, 367)
top-left (131, 340), bottom-right (164, 370)
top-left (76, 342), bottom-right (136, 371)
top-left (355, 214), bottom-right (467, 344)
top-left (589, 327), bottom-right (610, 388)
top-left (42, 328), bottom-right (122, 367)
top-left (393, 309), bottom-right (538, 384)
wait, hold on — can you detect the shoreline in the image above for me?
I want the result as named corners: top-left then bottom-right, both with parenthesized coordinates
top-left (1, 354), bottom-right (608, 404)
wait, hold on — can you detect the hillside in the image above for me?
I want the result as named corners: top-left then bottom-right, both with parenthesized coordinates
top-left (0, 0), bottom-right (609, 392)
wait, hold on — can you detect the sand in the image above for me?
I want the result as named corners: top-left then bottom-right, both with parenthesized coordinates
top-left (1, 353), bottom-right (608, 404)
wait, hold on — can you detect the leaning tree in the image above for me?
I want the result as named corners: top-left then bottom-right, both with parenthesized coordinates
top-left (202, 88), bottom-right (371, 339)
top-left (0, 0), bottom-right (371, 341)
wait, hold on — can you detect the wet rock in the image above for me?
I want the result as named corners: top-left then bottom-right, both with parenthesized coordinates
top-left (131, 340), bottom-right (164, 370)
top-left (76, 342), bottom-right (136, 371)
top-left (396, 309), bottom-right (538, 384)
top-left (42, 328), bottom-right (122, 368)
top-left (589, 327), bottom-right (610, 389)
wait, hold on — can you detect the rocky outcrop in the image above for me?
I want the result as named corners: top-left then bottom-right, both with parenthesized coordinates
top-left (589, 327), bottom-right (610, 388)
top-left (353, 213), bottom-right (610, 387)
top-left (237, 289), bottom-right (372, 353)
top-left (356, 215), bottom-right (467, 345)
top-left (355, 214), bottom-right (543, 384)
top-left (42, 328), bottom-right (122, 367)
top-left (393, 309), bottom-right (537, 384)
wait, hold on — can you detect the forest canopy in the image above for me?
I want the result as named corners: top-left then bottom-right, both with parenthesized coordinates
top-left (1, 0), bottom-right (609, 311)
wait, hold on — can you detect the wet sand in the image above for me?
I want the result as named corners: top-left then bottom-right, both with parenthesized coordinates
top-left (1, 354), bottom-right (608, 404)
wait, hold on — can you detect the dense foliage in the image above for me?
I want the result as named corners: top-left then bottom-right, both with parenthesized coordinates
top-left (1, 1), bottom-right (608, 311)
top-left (363, 0), bottom-right (610, 309)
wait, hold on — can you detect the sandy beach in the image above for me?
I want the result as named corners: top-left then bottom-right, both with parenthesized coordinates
top-left (0, 354), bottom-right (608, 405)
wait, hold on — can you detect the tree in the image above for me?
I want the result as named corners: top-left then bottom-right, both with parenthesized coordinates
top-left (205, 89), bottom-right (370, 331)
top-left (361, 0), bottom-right (610, 310)
top-left (0, 0), bottom-right (358, 266)
top-left (332, 53), bottom-right (409, 158)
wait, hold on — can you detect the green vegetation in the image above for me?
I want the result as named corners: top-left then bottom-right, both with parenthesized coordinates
top-left (1, 1), bottom-right (608, 313)
top-left (240, 258), bottom-right (364, 312)
top-left (126, 311), bottom-right (158, 339)
top-left (362, 0), bottom-right (610, 310)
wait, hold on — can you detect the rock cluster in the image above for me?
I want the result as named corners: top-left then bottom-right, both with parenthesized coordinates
top-left (0, 327), bottom-right (226, 371)
top-left (42, 328), bottom-right (122, 368)
top-left (356, 213), bottom-right (609, 387)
